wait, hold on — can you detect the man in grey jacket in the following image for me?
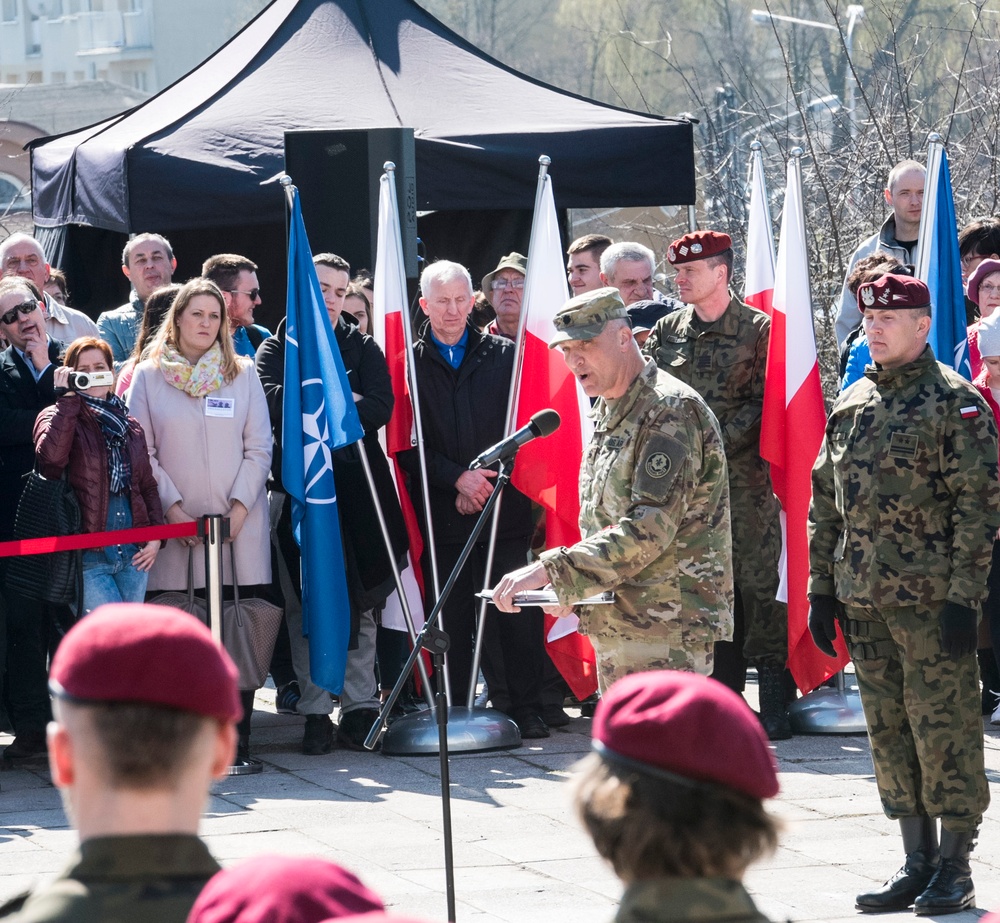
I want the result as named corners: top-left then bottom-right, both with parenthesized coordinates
top-left (833, 160), bottom-right (925, 347)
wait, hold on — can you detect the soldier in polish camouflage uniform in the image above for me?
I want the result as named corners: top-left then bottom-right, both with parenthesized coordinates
top-left (643, 230), bottom-right (790, 740)
top-left (808, 274), bottom-right (1000, 916)
top-left (492, 288), bottom-right (733, 688)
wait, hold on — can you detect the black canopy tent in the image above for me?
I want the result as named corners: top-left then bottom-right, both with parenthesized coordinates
top-left (29, 0), bottom-right (695, 319)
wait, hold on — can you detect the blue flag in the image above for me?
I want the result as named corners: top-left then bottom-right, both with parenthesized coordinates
top-left (282, 188), bottom-right (364, 694)
top-left (921, 148), bottom-right (971, 378)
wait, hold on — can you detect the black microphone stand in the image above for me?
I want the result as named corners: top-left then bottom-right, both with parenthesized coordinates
top-left (364, 454), bottom-right (521, 923)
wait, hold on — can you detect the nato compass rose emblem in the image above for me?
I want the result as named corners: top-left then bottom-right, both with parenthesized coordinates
top-left (301, 378), bottom-right (337, 504)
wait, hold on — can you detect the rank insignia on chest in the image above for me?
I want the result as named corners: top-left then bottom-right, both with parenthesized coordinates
top-left (888, 431), bottom-right (919, 460)
top-left (605, 436), bottom-right (626, 451)
top-left (960, 406), bottom-right (980, 419)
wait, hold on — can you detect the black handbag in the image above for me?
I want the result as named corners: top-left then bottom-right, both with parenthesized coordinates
top-left (7, 468), bottom-right (83, 609)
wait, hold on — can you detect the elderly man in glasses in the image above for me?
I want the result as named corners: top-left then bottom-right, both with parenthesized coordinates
top-left (0, 276), bottom-right (67, 762)
top-left (0, 233), bottom-right (99, 345)
top-left (481, 252), bottom-right (527, 340)
top-left (201, 253), bottom-right (272, 358)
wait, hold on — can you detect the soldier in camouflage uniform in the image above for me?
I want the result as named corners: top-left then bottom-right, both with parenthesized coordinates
top-left (643, 230), bottom-right (790, 740)
top-left (808, 274), bottom-right (1000, 916)
top-left (574, 670), bottom-right (780, 923)
top-left (492, 287), bottom-right (733, 687)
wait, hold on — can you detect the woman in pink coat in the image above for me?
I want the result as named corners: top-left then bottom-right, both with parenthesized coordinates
top-left (127, 277), bottom-right (272, 770)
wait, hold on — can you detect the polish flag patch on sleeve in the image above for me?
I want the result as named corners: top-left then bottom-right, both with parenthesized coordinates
top-left (961, 406), bottom-right (980, 418)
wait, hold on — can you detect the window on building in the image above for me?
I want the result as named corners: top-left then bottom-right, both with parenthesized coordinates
top-left (50, 70), bottom-right (66, 83)
top-left (0, 174), bottom-right (30, 213)
top-left (1, 0), bottom-right (18, 24)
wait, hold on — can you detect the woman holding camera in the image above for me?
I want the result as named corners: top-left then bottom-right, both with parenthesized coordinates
top-left (34, 336), bottom-right (163, 614)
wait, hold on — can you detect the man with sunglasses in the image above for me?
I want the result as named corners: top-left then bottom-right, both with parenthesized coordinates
top-left (0, 277), bottom-right (66, 762)
top-left (201, 253), bottom-right (271, 358)
top-left (0, 233), bottom-right (98, 346)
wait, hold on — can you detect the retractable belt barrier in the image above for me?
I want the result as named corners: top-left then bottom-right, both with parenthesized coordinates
top-left (0, 521), bottom-right (201, 559)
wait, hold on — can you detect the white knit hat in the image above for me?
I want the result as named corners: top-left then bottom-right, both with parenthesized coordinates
top-left (978, 311), bottom-right (1000, 358)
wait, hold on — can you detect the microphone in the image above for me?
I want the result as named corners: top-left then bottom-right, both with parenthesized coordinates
top-left (469, 409), bottom-right (561, 470)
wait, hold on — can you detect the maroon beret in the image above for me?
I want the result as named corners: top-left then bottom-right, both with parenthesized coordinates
top-left (50, 603), bottom-right (241, 723)
top-left (592, 671), bottom-right (779, 800)
top-left (857, 274), bottom-right (931, 312)
top-left (667, 231), bottom-right (732, 265)
top-left (187, 855), bottom-right (384, 923)
top-left (966, 258), bottom-right (1000, 306)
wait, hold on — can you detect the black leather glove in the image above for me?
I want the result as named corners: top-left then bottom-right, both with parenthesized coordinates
top-left (808, 594), bottom-right (841, 658)
top-left (939, 602), bottom-right (978, 659)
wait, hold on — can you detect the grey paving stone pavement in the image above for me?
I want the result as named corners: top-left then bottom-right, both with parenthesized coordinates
top-left (2, 678), bottom-right (1000, 922)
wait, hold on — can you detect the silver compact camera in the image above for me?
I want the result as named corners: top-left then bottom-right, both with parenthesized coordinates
top-left (68, 370), bottom-right (115, 391)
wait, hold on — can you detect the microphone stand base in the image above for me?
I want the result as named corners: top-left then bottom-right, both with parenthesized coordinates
top-left (381, 705), bottom-right (522, 755)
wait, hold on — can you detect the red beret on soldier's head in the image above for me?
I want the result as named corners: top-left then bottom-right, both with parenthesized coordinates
top-left (50, 603), bottom-right (242, 723)
top-left (592, 671), bottom-right (779, 800)
top-left (187, 855), bottom-right (384, 923)
top-left (857, 273), bottom-right (931, 312)
top-left (666, 230), bottom-right (732, 265)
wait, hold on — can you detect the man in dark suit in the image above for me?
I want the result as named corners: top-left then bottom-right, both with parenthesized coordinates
top-left (0, 276), bottom-right (64, 761)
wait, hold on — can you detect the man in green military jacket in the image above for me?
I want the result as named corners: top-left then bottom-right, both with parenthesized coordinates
top-left (643, 230), bottom-right (791, 740)
top-left (492, 287), bottom-right (733, 688)
top-left (809, 274), bottom-right (1000, 916)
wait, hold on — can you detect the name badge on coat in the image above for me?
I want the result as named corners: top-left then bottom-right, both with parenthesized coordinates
top-left (205, 396), bottom-right (235, 418)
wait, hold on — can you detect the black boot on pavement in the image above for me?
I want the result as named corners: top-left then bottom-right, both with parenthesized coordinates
top-left (337, 708), bottom-right (381, 751)
top-left (855, 815), bottom-right (939, 913)
top-left (756, 664), bottom-right (792, 741)
top-left (302, 714), bottom-right (335, 755)
top-left (913, 827), bottom-right (976, 915)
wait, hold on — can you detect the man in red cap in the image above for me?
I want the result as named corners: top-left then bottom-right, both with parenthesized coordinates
top-left (809, 274), bottom-right (1000, 915)
top-left (644, 230), bottom-right (790, 740)
top-left (573, 670), bottom-right (780, 922)
top-left (0, 603), bottom-right (241, 922)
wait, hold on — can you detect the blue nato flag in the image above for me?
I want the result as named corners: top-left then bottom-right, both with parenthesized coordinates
top-left (282, 187), bottom-right (364, 693)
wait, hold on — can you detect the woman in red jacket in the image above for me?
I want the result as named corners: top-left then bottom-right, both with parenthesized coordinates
top-left (34, 336), bottom-right (163, 614)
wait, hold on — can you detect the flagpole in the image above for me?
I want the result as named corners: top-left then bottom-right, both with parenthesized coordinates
top-left (383, 162), bottom-right (450, 704)
top-left (463, 155), bottom-right (552, 708)
top-left (914, 133), bottom-right (943, 284)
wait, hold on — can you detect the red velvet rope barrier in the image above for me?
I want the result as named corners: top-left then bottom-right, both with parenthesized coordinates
top-left (0, 520), bottom-right (201, 558)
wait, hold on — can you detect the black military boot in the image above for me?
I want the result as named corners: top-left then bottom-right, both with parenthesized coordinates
top-left (855, 815), bottom-right (939, 913)
top-left (756, 664), bottom-right (792, 740)
top-left (913, 827), bottom-right (976, 915)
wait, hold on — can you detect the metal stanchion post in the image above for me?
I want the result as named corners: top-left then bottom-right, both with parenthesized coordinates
top-left (201, 514), bottom-right (226, 644)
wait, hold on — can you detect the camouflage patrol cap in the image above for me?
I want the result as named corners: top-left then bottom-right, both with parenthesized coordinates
top-left (667, 230), bottom-right (732, 265)
top-left (548, 286), bottom-right (628, 348)
top-left (592, 670), bottom-right (779, 800)
top-left (857, 273), bottom-right (931, 311)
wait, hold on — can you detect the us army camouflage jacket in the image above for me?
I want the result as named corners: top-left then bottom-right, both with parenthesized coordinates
top-left (540, 360), bottom-right (734, 649)
top-left (643, 292), bottom-right (770, 489)
top-left (616, 877), bottom-right (775, 923)
top-left (809, 347), bottom-right (1000, 609)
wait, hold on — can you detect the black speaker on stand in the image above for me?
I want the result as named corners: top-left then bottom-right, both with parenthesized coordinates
top-left (284, 128), bottom-right (417, 279)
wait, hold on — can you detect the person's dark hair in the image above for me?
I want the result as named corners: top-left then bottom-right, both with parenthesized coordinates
top-left (470, 290), bottom-right (496, 330)
top-left (77, 701), bottom-right (213, 788)
top-left (129, 283), bottom-right (181, 366)
top-left (314, 252), bottom-right (351, 275)
top-left (46, 267), bottom-right (70, 304)
top-left (201, 253), bottom-right (258, 294)
top-left (959, 217), bottom-right (1000, 259)
top-left (705, 249), bottom-right (735, 285)
top-left (351, 268), bottom-right (373, 288)
top-left (568, 234), bottom-right (613, 260)
top-left (573, 753), bottom-right (779, 883)
top-left (846, 252), bottom-right (907, 296)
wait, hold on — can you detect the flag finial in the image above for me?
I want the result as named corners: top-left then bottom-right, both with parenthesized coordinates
top-left (790, 146), bottom-right (803, 159)
top-left (750, 139), bottom-right (762, 152)
top-left (383, 161), bottom-right (396, 173)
